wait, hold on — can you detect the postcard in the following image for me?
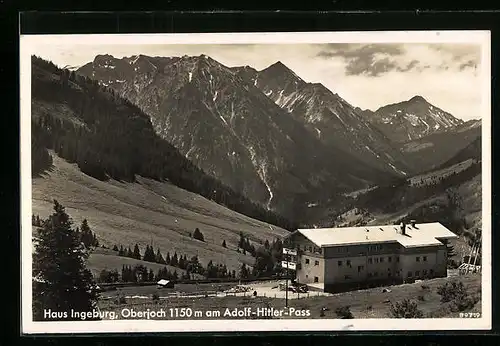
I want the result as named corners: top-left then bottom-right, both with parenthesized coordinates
top-left (20, 30), bottom-right (491, 333)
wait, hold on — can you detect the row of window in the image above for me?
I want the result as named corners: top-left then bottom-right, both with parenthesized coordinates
top-left (297, 245), bottom-right (322, 254)
top-left (307, 255), bottom-right (430, 268)
top-left (408, 269), bottom-right (433, 277)
top-left (304, 258), bottom-right (320, 266)
top-left (367, 256), bottom-right (398, 264)
top-left (304, 275), bottom-right (319, 283)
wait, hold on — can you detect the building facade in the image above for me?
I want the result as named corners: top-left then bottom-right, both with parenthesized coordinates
top-left (285, 222), bottom-right (457, 293)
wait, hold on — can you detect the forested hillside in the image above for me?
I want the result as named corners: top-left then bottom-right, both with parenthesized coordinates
top-left (31, 56), bottom-right (297, 231)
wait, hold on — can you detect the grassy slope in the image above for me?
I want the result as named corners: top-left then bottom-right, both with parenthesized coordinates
top-left (98, 274), bottom-right (481, 319)
top-left (32, 154), bottom-right (288, 272)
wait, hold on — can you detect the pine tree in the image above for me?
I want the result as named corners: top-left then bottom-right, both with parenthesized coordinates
top-left (165, 252), bottom-right (171, 265)
top-left (222, 240), bottom-right (227, 248)
top-left (133, 244), bottom-right (141, 260)
top-left (112, 245), bottom-right (119, 252)
top-left (171, 252), bottom-right (178, 267)
top-left (193, 228), bottom-right (205, 242)
top-left (239, 263), bottom-right (249, 279)
top-left (32, 200), bottom-right (99, 321)
top-left (80, 219), bottom-right (93, 248)
top-left (156, 248), bottom-right (165, 264)
top-left (126, 246), bottom-right (133, 258)
top-left (264, 239), bottom-right (270, 250)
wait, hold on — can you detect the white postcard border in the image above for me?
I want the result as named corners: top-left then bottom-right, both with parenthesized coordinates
top-left (20, 30), bottom-right (492, 334)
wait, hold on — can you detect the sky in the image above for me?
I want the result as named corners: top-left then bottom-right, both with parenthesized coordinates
top-left (31, 41), bottom-right (483, 121)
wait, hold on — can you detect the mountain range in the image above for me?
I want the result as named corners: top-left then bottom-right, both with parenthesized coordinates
top-left (77, 54), bottom-right (409, 218)
top-left (68, 54), bottom-right (480, 219)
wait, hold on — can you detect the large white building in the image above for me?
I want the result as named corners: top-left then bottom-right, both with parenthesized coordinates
top-left (284, 221), bottom-right (458, 293)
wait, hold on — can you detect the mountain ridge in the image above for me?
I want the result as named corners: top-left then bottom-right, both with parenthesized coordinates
top-left (77, 54), bottom-right (401, 219)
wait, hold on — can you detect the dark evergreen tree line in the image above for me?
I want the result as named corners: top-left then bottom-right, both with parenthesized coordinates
top-left (33, 213), bottom-right (99, 249)
top-left (31, 55), bottom-right (298, 231)
top-left (112, 242), bottom-right (232, 279)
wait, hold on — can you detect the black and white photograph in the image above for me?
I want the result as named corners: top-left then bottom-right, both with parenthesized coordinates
top-left (20, 31), bottom-right (491, 333)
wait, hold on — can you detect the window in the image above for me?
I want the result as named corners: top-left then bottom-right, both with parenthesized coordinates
top-left (318, 248), bottom-right (323, 254)
top-left (415, 271), bottom-right (420, 277)
top-left (314, 260), bottom-right (319, 266)
top-left (308, 246), bottom-right (312, 252)
top-left (344, 275), bottom-right (351, 280)
top-left (423, 256), bottom-right (427, 262)
top-left (408, 271), bottom-right (413, 277)
top-left (368, 258), bottom-right (373, 264)
top-left (346, 260), bottom-right (351, 267)
top-left (430, 269), bottom-right (434, 275)
top-left (388, 257), bottom-right (392, 263)
top-left (416, 257), bottom-right (420, 262)
top-left (423, 269), bottom-right (428, 275)
top-left (396, 256), bottom-right (400, 262)
top-left (305, 258), bottom-right (310, 265)
top-left (338, 260), bottom-right (342, 266)
top-left (314, 276), bottom-right (319, 283)
top-left (358, 265), bottom-right (364, 272)
top-left (375, 258), bottom-right (379, 263)
top-left (380, 257), bottom-right (384, 263)
top-left (296, 245), bottom-right (301, 251)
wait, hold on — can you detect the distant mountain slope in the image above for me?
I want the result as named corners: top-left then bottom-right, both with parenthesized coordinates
top-left (31, 56), bottom-right (295, 230)
top-left (32, 154), bottom-right (288, 272)
top-left (439, 136), bottom-right (481, 169)
top-left (77, 54), bottom-right (399, 219)
top-left (398, 121), bottom-right (481, 173)
top-left (232, 62), bottom-right (411, 177)
top-left (360, 96), bottom-right (464, 143)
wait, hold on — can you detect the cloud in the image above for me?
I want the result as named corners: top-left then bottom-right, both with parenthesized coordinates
top-left (317, 44), bottom-right (406, 77)
top-left (316, 43), bottom-right (481, 77)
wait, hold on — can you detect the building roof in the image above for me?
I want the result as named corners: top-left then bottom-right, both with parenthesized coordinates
top-left (157, 279), bottom-right (170, 285)
top-left (293, 222), bottom-right (458, 249)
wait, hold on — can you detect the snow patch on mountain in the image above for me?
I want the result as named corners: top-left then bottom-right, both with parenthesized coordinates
top-left (247, 146), bottom-right (274, 210)
top-left (388, 163), bottom-right (407, 176)
top-left (365, 146), bottom-right (380, 158)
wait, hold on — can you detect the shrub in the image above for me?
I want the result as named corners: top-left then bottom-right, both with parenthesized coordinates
top-left (450, 292), bottom-right (480, 312)
top-left (437, 281), bottom-right (467, 303)
top-left (335, 306), bottom-right (354, 319)
top-left (417, 295), bottom-right (425, 301)
top-left (390, 299), bottom-right (424, 318)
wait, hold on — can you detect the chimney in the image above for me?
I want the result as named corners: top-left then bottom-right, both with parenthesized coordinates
top-left (400, 221), bottom-right (406, 235)
top-left (410, 219), bottom-right (416, 228)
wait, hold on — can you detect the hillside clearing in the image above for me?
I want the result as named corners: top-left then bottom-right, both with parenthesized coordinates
top-left (32, 154), bottom-right (289, 272)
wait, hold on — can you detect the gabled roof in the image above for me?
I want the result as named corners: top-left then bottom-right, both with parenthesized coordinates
top-left (292, 222), bottom-right (457, 249)
top-left (157, 279), bottom-right (170, 285)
